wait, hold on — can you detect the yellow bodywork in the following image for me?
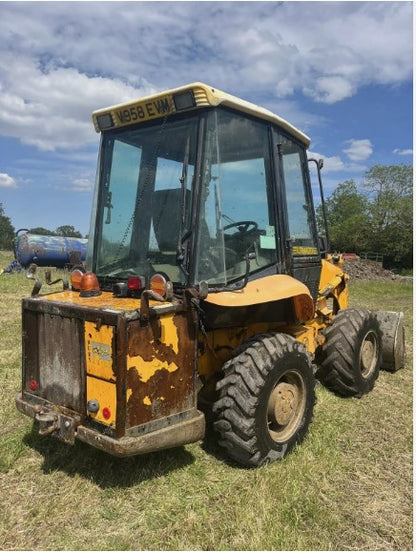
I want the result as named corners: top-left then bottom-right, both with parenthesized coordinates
top-left (203, 274), bottom-right (312, 309)
top-left (198, 257), bottom-right (348, 383)
top-left (86, 376), bottom-right (117, 426)
top-left (85, 321), bottom-right (114, 381)
top-left (317, 257), bottom-right (349, 314)
top-left (38, 255), bottom-right (348, 423)
top-left (42, 290), bottom-right (141, 310)
top-left (84, 321), bottom-right (116, 426)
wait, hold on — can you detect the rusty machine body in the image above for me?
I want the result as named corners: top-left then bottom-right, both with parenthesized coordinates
top-left (16, 83), bottom-right (405, 467)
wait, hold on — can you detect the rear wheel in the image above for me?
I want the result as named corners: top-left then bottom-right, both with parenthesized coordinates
top-left (317, 308), bottom-right (382, 397)
top-left (374, 311), bottom-right (406, 372)
top-left (213, 333), bottom-right (315, 467)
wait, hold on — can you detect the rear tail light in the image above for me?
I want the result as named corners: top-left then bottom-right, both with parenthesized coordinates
top-left (127, 276), bottom-right (145, 291)
top-left (29, 380), bottom-right (38, 391)
top-left (150, 273), bottom-right (169, 297)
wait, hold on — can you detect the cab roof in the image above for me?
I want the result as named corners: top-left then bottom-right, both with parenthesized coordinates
top-left (92, 82), bottom-right (310, 147)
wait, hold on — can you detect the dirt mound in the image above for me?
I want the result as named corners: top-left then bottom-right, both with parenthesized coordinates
top-left (343, 258), bottom-right (412, 283)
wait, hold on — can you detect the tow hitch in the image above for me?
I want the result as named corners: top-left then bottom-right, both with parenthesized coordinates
top-left (29, 403), bottom-right (81, 444)
top-left (34, 406), bottom-right (59, 436)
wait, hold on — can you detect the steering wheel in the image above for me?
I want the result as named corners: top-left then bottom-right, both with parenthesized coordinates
top-left (224, 220), bottom-right (258, 237)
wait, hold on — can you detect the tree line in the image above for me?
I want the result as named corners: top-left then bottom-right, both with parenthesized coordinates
top-left (317, 164), bottom-right (412, 269)
top-left (1, 164), bottom-right (412, 269)
top-left (0, 207), bottom-right (85, 250)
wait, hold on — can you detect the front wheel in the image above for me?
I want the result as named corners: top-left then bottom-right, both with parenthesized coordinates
top-left (213, 333), bottom-right (316, 467)
top-left (316, 308), bottom-right (382, 397)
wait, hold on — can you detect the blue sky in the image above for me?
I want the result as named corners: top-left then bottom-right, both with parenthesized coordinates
top-left (0, 1), bottom-right (413, 237)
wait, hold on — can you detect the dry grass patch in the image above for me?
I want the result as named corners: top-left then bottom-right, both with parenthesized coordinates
top-left (0, 251), bottom-right (412, 550)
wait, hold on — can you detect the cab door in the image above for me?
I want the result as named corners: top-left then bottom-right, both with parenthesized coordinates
top-left (273, 131), bottom-right (322, 301)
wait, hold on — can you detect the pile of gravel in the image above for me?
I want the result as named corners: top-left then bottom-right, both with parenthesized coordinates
top-left (343, 258), bottom-right (412, 283)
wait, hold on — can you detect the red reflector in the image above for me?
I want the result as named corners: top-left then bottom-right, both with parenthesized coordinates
top-left (29, 380), bottom-right (38, 391)
top-left (102, 407), bottom-right (111, 420)
top-left (150, 273), bottom-right (168, 297)
top-left (127, 276), bottom-right (145, 291)
top-left (70, 268), bottom-right (84, 291)
top-left (79, 272), bottom-right (101, 297)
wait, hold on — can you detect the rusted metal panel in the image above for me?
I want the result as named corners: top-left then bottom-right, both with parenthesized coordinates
top-left (22, 295), bottom-right (121, 326)
top-left (20, 292), bottom-right (200, 448)
top-left (76, 409), bottom-right (205, 457)
top-left (115, 316), bottom-right (128, 438)
top-left (36, 313), bottom-right (86, 412)
top-left (22, 309), bottom-right (40, 394)
top-left (126, 310), bottom-right (197, 429)
top-left (22, 301), bottom-right (86, 414)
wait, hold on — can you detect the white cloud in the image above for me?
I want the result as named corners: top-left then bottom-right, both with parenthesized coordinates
top-left (0, 173), bottom-right (17, 188)
top-left (393, 148), bottom-right (413, 156)
top-left (0, 2), bottom-right (412, 150)
top-left (343, 139), bottom-right (373, 162)
top-left (0, 55), bottom-right (156, 150)
top-left (308, 150), bottom-right (368, 174)
top-left (72, 178), bottom-right (93, 193)
top-left (304, 76), bottom-right (355, 104)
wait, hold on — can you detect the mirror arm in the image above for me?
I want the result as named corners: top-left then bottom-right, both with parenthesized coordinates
top-left (308, 158), bottom-right (330, 252)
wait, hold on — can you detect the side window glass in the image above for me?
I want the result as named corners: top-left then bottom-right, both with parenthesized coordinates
top-left (198, 109), bottom-right (277, 284)
top-left (98, 140), bottom-right (141, 265)
top-left (279, 138), bottom-right (317, 255)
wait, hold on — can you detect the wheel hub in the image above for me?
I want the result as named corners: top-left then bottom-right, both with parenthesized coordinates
top-left (268, 382), bottom-right (299, 426)
top-left (360, 331), bottom-right (377, 377)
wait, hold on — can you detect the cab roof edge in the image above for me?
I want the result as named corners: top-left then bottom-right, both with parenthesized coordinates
top-left (92, 82), bottom-right (311, 147)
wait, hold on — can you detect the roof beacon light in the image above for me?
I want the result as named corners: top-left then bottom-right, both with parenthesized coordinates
top-left (70, 268), bottom-right (85, 291)
top-left (79, 272), bottom-right (101, 297)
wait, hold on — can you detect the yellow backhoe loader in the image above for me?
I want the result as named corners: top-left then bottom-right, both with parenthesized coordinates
top-left (16, 83), bottom-right (405, 467)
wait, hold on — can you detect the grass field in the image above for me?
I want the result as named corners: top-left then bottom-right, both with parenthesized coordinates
top-left (0, 250), bottom-right (412, 551)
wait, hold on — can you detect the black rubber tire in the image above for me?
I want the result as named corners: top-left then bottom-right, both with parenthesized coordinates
top-left (374, 311), bottom-right (406, 372)
top-left (213, 333), bottom-right (316, 467)
top-left (316, 308), bottom-right (382, 397)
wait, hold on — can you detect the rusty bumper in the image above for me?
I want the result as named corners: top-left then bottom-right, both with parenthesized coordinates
top-left (15, 393), bottom-right (206, 457)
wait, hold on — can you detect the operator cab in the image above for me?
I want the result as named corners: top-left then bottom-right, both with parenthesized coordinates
top-left (88, 84), bottom-right (321, 299)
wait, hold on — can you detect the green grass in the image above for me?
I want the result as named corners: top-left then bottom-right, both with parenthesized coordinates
top-left (0, 250), bottom-right (412, 550)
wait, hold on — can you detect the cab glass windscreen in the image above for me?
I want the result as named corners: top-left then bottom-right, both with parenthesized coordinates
top-left (94, 116), bottom-right (199, 283)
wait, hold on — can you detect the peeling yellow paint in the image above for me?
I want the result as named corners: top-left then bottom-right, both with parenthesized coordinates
top-left (85, 321), bottom-right (114, 380)
top-left (159, 316), bottom-right (179, 350)
top-left (127, 315), bottom-right (180, 384)
top-left (143, 396), bottom-right (152, 406)
top-left (128, 360), bottom-right (179, 383)
top-left (42, 290), bottom-right (174, 313)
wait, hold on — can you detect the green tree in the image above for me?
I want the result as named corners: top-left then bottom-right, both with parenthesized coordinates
top-left (318, 180), bottom-right (370, 252)
top-left (30, 227), bottom-right (56, 235)
top-left (363, 165), bottom-right (413, 267)
top-left (56, 225), bottom-right (82, 238)
top-left (0, 203), bottom-right (15, 250)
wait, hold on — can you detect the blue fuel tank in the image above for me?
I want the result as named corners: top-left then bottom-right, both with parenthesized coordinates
top-left (14, 230), bottom-right (88, 268)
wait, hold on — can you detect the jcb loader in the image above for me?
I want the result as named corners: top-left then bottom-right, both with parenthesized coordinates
top-left (16, 83), bottom-right (405, 467)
